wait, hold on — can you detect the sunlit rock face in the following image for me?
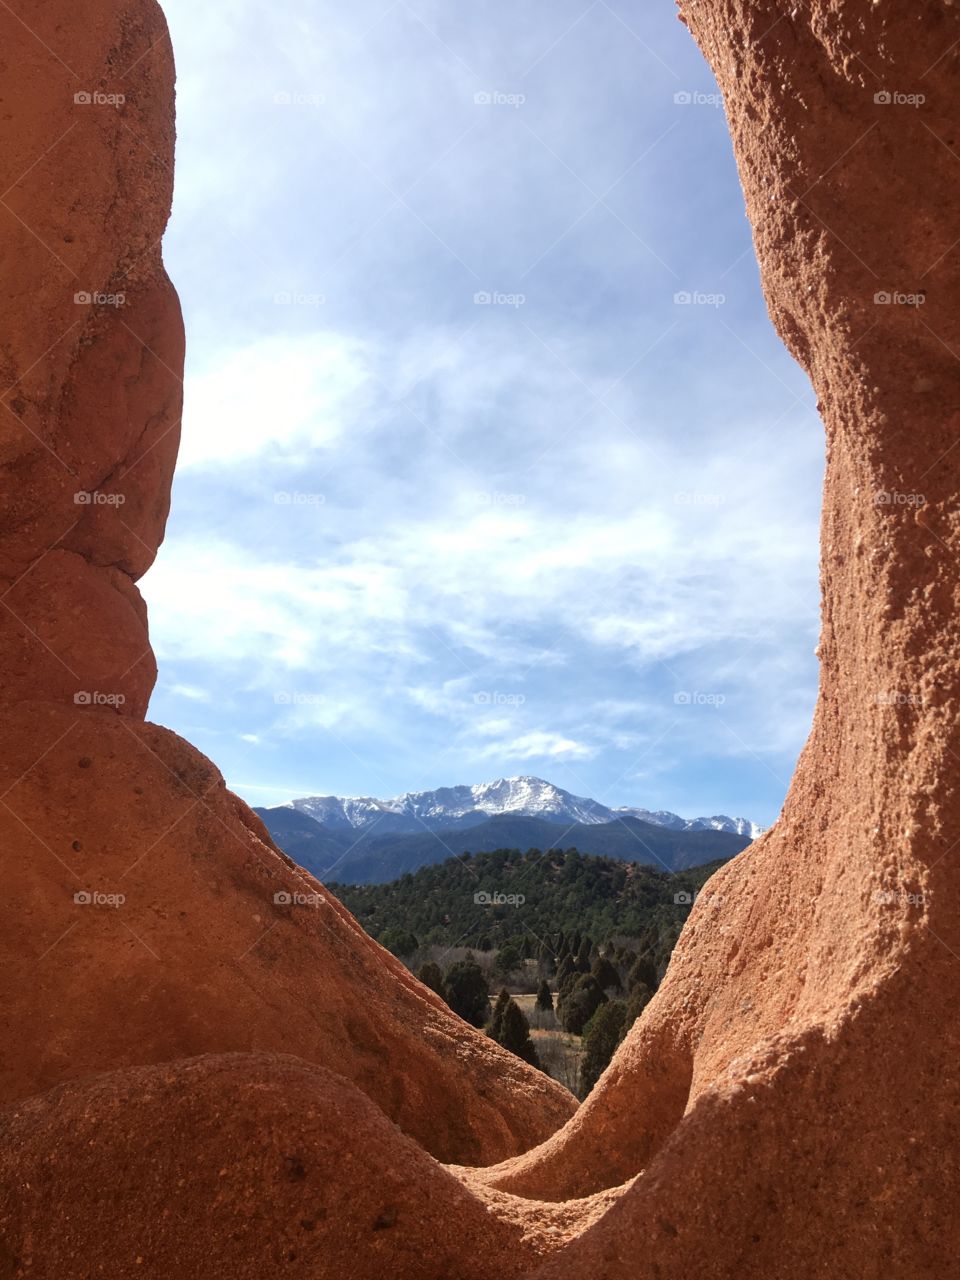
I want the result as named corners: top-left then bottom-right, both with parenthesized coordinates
top-left (0, 0), bottom-right (574, 1229)
top-left (2, 0), bottom-right (958, 1276)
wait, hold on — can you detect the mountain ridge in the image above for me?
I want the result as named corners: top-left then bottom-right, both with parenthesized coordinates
top-left (283, 775), bottom-right (765, 841)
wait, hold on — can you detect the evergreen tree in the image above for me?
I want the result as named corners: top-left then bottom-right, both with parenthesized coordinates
top-left (628, 954), bottom-right (659, 993)
top-left (557, 973), bottom-right (607, 1035)
top-left (579, 1000), bottom-right (628, 1095)
top-left (591, 956), bottom-right (622, 993)
top-left (417, 961), bottom-right (446, 998)
top-left (499, 998), bottom-right (541, 1070)
top-left (575, 935), bottom-right (593, 972)
top-left (535, 979), bottom-right (554, 1012)
top-left (622, 981), bottom-right (654, 1034)
top-left (556, 954), bottom-right (576, 993)
top-left (488, 987), bottom-right (511, 1040)
top-left (494, 941), bottom-right (522, 978)
top-left (443, 954), bottom-right (491, 1027)
top-left (378, 926), bottom-right (419, 958)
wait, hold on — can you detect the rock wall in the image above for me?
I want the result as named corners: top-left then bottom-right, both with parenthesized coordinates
top-left (0, 0), bottom-right (573, 1178)
top-left (2, 1), bottom-right (958, 1277)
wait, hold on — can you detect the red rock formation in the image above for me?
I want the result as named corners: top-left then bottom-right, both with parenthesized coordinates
top-left (0, 0), bottom-right (573, 1176)
top-left (4, 0), bottom-right (960, 1275)
top-left (482, 1), bottom-right (960, 1274)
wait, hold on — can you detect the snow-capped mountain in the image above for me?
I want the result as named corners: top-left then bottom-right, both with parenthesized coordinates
top-left (287, 776), bottom-right (764, 841)
top-left (614, 807), bottom-right (765, 841)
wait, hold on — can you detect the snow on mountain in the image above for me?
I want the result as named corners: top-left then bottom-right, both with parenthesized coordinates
top-left (288, 777), bottom-right (764, 841)
top-left (615, 807), bottom-right (765, 841)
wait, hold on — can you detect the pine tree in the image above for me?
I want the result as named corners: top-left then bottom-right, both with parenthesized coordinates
top-left (417, 961), bottom-right (445, 998)
top-left (499, 998), bottom-right (541, 1070)
top-left (557, 973), bottom-right (607, 1035)
top-left (556, 954), bottom-right (576, 993)
top-left (579, 1000), bottom-right (628, 1095)
top-left (443, 954), bottom-right (491, 1027)
top-left (622, 981), bottom-right (654, 1034)
top-left (488, 987), bottom-right (511, 1040)
top-left (535, 979), bottom-right (554, 1012)
top-left (591, 956), bottom-right (622, 993)
top-left (628, 954), bottom-right (659, 993)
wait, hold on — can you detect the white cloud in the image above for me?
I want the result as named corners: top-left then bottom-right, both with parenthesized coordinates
top-left (178, 333), bottom-right (373, 468)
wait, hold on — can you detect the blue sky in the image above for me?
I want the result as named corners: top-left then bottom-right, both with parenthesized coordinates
top-left (142, 0), bottom-right (824, 825)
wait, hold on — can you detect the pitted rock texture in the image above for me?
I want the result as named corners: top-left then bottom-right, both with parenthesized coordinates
top-left (4, 0), bottom-right (960, 1277)
top-left (0, 0), bottom-right (573, 1185)
top-left (0, 703), bottom-right (575, 1165)
top-left (0, 0), bottom-right (183, 716)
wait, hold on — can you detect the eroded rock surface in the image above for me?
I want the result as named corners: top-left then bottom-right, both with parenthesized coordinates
top-left (0, 0), bottom-right (573, 1181)
top-left (3, 0), bottom-right (959, 1276)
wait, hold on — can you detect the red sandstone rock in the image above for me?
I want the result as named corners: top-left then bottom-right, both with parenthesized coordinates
top-left (0, 703), bottom-right (574, 1165)
top-left (0, 0), bottom-right (573, 1178)
top-left (5, 0), bottom-right (960, 1276)
top-left (0, 1053), bottom-right (556, 1280)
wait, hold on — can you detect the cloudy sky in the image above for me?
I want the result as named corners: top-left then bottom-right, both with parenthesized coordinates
top-left (142, 0), bottom-right (824, 825)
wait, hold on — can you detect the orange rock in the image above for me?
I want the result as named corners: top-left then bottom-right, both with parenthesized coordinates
top-left (0, 0), bottom-right (573, 1181)
top-left (5, 0), bottom-right (960, 1275)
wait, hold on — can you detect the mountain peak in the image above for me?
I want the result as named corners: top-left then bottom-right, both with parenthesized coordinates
top-left (286, 776), bottom-right (763, 842)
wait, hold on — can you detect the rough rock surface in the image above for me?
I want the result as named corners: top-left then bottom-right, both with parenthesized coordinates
top-left (4, 0), bottom-right (960, 1276)
top-left (478, 1), bottom-right (960, 1273)
top-left (0, 0), bottom-right (573, 1177)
